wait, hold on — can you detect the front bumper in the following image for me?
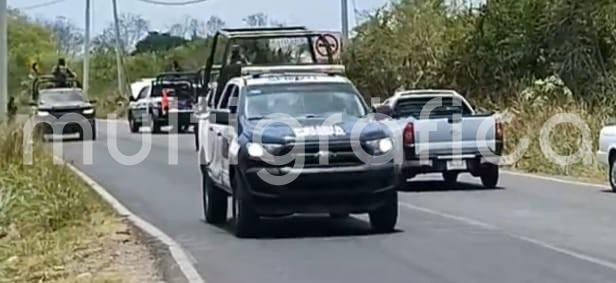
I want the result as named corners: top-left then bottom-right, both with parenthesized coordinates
top-left (34, 117), bottom-right (95, 135)
top-left (240, 163), bottom-right (397, 215)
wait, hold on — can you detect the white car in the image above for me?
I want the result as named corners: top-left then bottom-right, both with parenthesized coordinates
top-left (597, 124), bottom-right (616, 192)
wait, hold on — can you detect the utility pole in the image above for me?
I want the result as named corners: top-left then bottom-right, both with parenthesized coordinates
top-left (83, 0), bottom-right (90, 96)
top-left (341, 0), bottom-right (349, 41)
top-left (111, 0), bottom-right (125, 95)
top-left (0, 0), bottom-right (7, 121)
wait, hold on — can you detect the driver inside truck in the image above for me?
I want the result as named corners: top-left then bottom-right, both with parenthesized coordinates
top-left (51, 58), bottom-right (77, 88)
top-left (228, 45), bottom-right (249, 65)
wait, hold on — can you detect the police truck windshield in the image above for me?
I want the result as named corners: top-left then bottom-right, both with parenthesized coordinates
top-left (244, 83), bottom-right (367, 119)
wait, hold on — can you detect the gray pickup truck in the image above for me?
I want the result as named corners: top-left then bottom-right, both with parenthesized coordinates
top-left (377, 90), bottom-right (503, 188)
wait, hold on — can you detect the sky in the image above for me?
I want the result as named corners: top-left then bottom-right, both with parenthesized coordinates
top-left (11, 0), bottom-right (392, 35)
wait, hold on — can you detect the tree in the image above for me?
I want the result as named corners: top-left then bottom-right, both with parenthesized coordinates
top-left (6, 9), bottom-right (57, 98)
top-left (169, 16), bottom-right (207, 39)
top-left (92, 13), bottom-right (150, 54)
top-left (206, 16), bottom-right (226, 35)
top-left (133, 32), bottom-right (188, 54)
top-left (39, 16), bottom-right (84, 56)
top-left (243, 13), bottom-right (268, 27)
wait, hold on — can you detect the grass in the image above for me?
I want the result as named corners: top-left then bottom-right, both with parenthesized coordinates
top-left (0, 124), bottom-right (145, 282)
top-left (473, 88), bottom-right (615, 183)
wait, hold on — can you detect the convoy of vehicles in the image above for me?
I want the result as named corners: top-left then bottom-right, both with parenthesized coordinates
top-left (128, 71), bottom-right (201, 133)
top-left (30, 26), bottom-right (507, 237)
top-left (31, 75), bottom-right (97, 140)
top-left (376, 90), bottom-right (503, 188)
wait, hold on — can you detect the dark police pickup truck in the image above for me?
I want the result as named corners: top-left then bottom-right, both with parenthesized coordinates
top-left (199, 65), bottom-right (399, 237)
top-left (30, 76), bottom-right (96, 141)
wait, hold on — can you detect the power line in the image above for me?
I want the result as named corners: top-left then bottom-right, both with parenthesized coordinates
top-left (18, 0), bottom-right (67, 10)
top-left (134, 0), bottom-right (209, 6)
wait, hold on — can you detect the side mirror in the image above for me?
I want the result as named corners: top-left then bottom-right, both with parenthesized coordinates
top-left (29, 101), bottom-right (38, 107)
top-left (228, 106), bottom-right (237, 114)
top-left (128, 96), bottom-right (136, 102)
top-left (89, 99), bottom-right (98, 104)
top-left (374, 104), bottom-right (394, 116)
top-left (209, 109), bottom-right (230, 125)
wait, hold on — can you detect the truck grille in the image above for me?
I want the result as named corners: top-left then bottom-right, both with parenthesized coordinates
top-left (277, 141), bottom-right (363, 167)
top-left (49, 109), bottom-right (85, 119)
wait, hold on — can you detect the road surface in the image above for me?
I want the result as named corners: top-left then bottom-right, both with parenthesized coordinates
top-left (60, 120), bottom-right (616, 283)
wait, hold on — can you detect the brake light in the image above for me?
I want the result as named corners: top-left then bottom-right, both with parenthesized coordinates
top-left (161, 90), bottom-right (170, 113)
top-left (403, 122), bottom-right (415, 145)
top-left (495, 121), bottom-right (503, 140)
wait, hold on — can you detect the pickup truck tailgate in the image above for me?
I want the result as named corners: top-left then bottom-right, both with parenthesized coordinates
top-left (412, 115), bottom-right (497, 157)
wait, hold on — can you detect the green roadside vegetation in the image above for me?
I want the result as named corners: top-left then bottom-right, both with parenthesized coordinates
top-left (344, 0), bottom-right (616, 181)
top-left (0, 125), bottom-right (160, 282)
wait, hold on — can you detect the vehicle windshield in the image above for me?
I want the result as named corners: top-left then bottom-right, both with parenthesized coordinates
top-left (244, 82), bottom-right (367, 119)
top-left (395, 95), bottom-right (472, 119)
top-left (224, 36), bottom-right (319, 66)
top-left (39, 90), bottom-right (85, 104)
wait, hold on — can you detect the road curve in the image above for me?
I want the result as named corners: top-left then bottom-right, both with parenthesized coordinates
top-left (60, 120), bottom-right (616, 283)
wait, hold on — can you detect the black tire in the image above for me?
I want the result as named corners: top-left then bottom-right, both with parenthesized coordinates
top-left (89, 123), bottom-right (97, 141)
top-left (480, 163), bottom-right (499, 188)
top-left (202, 169), bottom-right (228, 224)
top-left (129, 114), bottom-right (140, 133)
top-left (194, 128), bottom-right (200, 151)
top-left (369, 191), bottom-right (398, 233)
top-left (609, 155), bottom-right (616, 193)
top-left (232, 173), bottom-right (259, 238)
top-left (442, 171), bottom-right (459, 185)
top-left (149, 115), bottom-right (162, 134)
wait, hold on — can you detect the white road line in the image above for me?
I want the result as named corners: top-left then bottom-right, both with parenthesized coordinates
top-left (400, 202), bottom-right (616, 271)
top-left (502, 170), bottom-right (610, 189)
top-left (56, 156), bottom-right (206, 283)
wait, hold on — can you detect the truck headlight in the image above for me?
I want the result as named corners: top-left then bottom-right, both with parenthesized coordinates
top-left (365, 138), bottom-right (393, 155)
top-left (83, 108), bottom-right (95, 115)
top-left (246, 143), bottom-right (286, 159)
top-left (247, 143), bottom-right (265, 158)
top-left (37, 110), bottom-right (50, 117)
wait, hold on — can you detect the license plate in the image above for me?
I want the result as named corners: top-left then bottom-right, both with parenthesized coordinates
top-left (447, 159), bottom-right (467, 170)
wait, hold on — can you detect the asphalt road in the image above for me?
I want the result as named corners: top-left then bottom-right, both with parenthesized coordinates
top-left (60, 120), bottom-right (616, 283)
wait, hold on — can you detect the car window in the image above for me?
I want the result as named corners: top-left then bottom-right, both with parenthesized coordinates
top-left (218, 84), bottom-right (237, 109)
top-left (395, 96), bottom-right (472, 119)
top-left (244, 82), bottom-right (367, 119)
top-left (137, 86), bottom-right (150, 100)
top-left (39, 90), bottom-right (85, 104)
